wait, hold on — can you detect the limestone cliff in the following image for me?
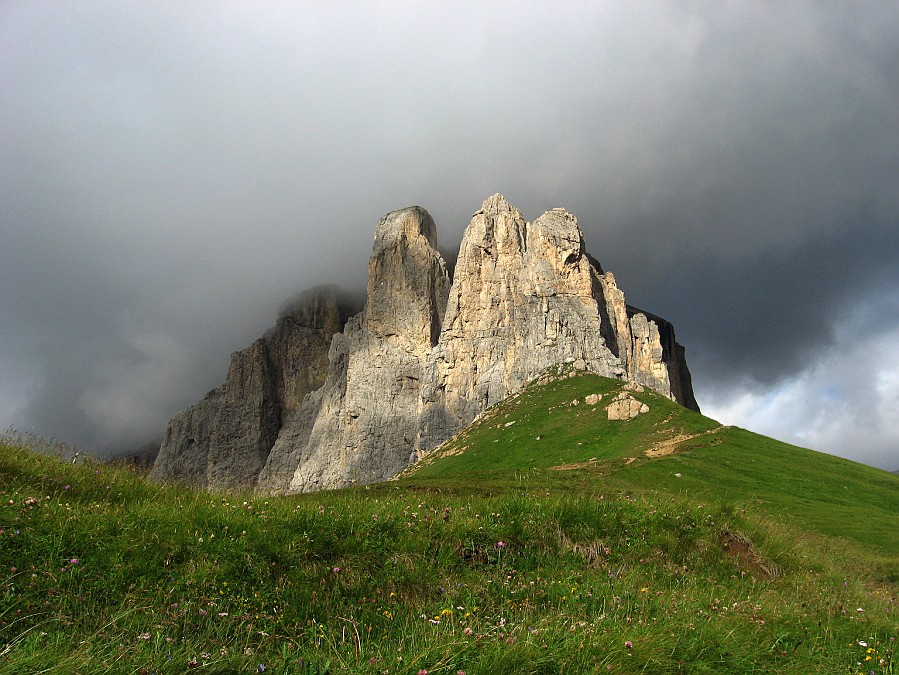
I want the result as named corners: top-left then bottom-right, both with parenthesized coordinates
top-left (153, 196), bottom-right (699, 492)
top-left (416, 196), bottom-right (696, 452)
top-left (150, 286), bottom-right (359, 489)
top-left (417, 196), bottom-right (625, 449)
top-left (260, 207), bottom-right (451, 492)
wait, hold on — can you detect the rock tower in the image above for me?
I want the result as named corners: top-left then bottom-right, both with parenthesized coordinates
top-left (152, 196), bottom-right (698, 492)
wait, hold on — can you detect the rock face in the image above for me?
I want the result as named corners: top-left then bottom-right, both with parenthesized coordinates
top-left (418, 196), bottom-right (625, 449)
top-left (259, 207), bottom-right (451, 493)
top-left (153, 195), bottom-right (699, 492)
top-left (150, 286), bottom-right (360, 489)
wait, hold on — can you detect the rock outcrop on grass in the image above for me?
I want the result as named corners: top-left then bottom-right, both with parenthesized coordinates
top-left (152, 195), bottom-right (699, 492)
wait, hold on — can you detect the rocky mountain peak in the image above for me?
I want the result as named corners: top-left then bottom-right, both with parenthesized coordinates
top-left (364, 206), bottom-right (449, 354)
top-left (465, 193), bottom-right (527, 258)
top-left (373, 205), bottom-right (437, 249)
top-left (153, 196), bottom-right (699, 493)
top-left (477, 192), bottom-right (516, 215)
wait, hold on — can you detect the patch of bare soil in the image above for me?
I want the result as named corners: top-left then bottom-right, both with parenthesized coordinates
top-left (644, 426), bottom-right (725, 458)
top-left (718, 530), bottom-right (781, 577)
top-left (549, 458), bottom-right (600, 471)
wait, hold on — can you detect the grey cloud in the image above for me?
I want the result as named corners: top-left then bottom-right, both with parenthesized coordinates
top-left (1, 2), bottom-right (897, 468)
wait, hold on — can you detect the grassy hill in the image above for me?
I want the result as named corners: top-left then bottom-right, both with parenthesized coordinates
top-left (1, 372), bottom-right (897, 673)
top-left (404, 371), bottom-right (899, 558)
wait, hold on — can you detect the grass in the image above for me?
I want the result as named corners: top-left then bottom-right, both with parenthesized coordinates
top-left (405, 372), bottom-right (899, 559)
top-left (1, 373), bottom-right (897, 673)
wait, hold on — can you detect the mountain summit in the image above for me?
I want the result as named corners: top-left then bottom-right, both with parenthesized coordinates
top-left (152, 196), bottom-right (698, 492)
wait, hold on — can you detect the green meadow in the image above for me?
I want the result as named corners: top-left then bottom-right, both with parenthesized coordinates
top-left (1, 372), bottom-right (896, 673)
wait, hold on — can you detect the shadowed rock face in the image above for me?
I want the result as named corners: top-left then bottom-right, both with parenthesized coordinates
top-left (153, 196), bottom-right (699, 492)
top-left (150, 286), bottom-right (360, 489)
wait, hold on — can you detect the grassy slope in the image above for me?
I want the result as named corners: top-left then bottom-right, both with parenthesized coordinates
top-left (405, 372), bottom-right (899, 559)
top-left (1, 375), bottom-right (897, 674)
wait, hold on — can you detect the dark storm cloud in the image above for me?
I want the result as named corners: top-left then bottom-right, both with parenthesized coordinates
top-left (1, 2), bottom-right (897, 468)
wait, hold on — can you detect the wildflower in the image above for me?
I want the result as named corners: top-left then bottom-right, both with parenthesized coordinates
top-left (625, 641), bottom-right (633, 649)
top-left (497, 541), bottom-right (505, 548)
top-left (258, 665), bottom-right (267, 672)
top-left (332, 566), bottom-right (341, 573)
top-left (69, 558), bottom-right (79, 565)
top-left (64, 485), bottom-right (71, 491)
top-left (418, 670), bottom-right (429, 675)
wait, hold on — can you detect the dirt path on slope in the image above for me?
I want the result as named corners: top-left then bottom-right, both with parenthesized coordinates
top-left (644, 425), bottom-right (726, 458)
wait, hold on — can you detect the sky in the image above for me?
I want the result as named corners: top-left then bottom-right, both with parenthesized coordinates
top-left (1, 2), bottom-right (897, 470)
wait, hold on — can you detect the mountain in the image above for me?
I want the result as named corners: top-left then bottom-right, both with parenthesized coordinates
top-left (152, 195), bottom-right (697, 492)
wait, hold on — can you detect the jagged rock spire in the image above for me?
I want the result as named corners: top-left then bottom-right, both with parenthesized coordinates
top-left (153, 196), bottom-right (698, 493)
